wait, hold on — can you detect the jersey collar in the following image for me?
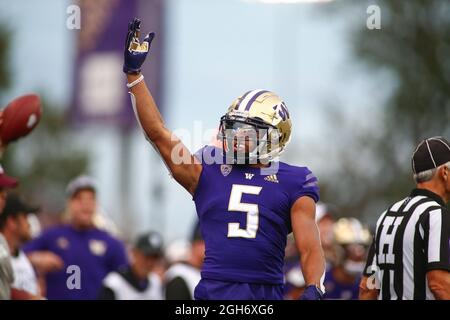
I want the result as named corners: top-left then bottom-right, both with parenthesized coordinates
top-left (410, 188), bottom-right (446, 207)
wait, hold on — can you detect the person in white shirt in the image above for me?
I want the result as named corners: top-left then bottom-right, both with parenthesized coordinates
top-left (98, 231), bottom-right (164, 300)
top-left (0, 193), bottom-right (40, 297)
top-left (165, 223), bottom-right (204, 300)
top-left (0, 166), bottom-right (19, 300)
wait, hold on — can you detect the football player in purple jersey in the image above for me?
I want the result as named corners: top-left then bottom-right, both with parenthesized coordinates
top-left (123, 18), bottom-right (326, 300)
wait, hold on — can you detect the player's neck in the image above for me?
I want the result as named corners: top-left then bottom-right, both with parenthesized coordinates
top-left (416, 181), bottom-right (449, 203)
top-left (70, 221), bottom-right (95, 231)
top-left (131, 264), bottom-right (148, 281)
top-left (248, 163), bottom-right (270, 168)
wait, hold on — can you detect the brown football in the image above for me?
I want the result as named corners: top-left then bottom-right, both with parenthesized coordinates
top-left (0, 94), bottom-right (42, 144)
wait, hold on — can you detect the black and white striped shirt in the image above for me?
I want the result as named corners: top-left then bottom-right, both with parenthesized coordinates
top-left (364, 188), bottom-right (450, 300)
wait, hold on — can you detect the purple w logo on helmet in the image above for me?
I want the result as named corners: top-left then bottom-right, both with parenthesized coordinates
top-left (273, 102), bottom-right (290, 121)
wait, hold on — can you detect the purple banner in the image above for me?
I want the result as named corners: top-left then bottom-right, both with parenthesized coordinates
top-left (70, 0), bottom-right (164, 130)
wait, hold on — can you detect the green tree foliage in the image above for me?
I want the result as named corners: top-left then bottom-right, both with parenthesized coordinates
top-left (354, 0), bottom-right (450, 138)
top-left (0, 25), bottom-right (11, 99)
top-left (321, 0), bottom-right (450, 221)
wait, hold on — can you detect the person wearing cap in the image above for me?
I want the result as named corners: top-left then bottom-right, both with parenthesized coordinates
top-left (0, 165), bottom-right (19, 300)
top-left (23, 175), bottom-right (128, 300)
top-left (164, 222), bottom-right (204, 300)
top-left (98, 231), bottom-right (164, 300)
top-left (0, 193), bottom-right (41, 298)
top-left (360, 136), bottom-right (450, 300)
top-left (63, 176), bottom-right (120, 236)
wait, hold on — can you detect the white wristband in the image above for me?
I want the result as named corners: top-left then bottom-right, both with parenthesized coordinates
top-left (126, 74), bottom-right (144, 89)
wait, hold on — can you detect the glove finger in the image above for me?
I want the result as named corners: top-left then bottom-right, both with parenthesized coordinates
top-left (126, 18), bottom-right (140, 49)
top-left (125, 29), bottom-right (135, 50)
top-left (143, 32), bottom-right (155, 47)
top-left (132, 18), bottom-right (141, 33)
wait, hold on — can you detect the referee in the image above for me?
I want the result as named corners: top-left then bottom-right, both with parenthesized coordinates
top-left (360, 136), bottom-right (450, 300)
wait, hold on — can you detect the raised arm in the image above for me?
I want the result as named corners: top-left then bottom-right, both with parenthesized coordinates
top-left (123, 18), bottom-right (201, 195)
top-left (291, 196), bottom-right (326, 300)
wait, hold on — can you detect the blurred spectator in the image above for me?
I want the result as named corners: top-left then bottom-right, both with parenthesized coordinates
top-left (323, 217), bottom-right (371, 300)
top-left (283, 202), bottom-right (336, 299)
top-left (61, 179), bottom-right (120, 237)
top-left (315, 203), bottom-right (337, 267)
top-left (0, 194), bottom-right (40, 296)
top-left (0, 165), bottom-right (19, 300)
top-left (165, 239), bottom-right (190, 265)
top-left (283, 234), bottom-right (305, 300)
top-left (164, 222), bottom-right (204, 300)
top-left (98, 231), bottom-right (164, 300)
top-left (23, 175), bottom-right (128, 300)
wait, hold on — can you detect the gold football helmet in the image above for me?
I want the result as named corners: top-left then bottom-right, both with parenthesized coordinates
top-left (333, 218), bottom-right (371, 275)
top-left (218, 89), bottom-right (292, 164)
top-left (333, 218), bottom-right (371, 246)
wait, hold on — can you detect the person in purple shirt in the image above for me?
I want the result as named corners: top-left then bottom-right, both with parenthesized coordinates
top-left (24, 176), bottom-right (128, 300)
top-left (122, 18), bottom-right (326, 300)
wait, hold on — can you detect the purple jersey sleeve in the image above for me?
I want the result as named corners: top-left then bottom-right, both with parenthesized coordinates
top-left (23, 229), bottom-right (53, 253)
top-left (287, 167), bottom-right (320, 208)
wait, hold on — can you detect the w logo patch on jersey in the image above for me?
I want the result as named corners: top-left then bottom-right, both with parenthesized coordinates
top-left (264, 174), bottom-right (279, 183)
top-left (245, 173), bottom-right (255, 180)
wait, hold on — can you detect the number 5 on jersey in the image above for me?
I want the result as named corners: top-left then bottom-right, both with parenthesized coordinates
top-left (227, 184), bottom-right (262, 239)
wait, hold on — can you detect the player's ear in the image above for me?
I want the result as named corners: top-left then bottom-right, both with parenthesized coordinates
top-left (442, 165), bottom-right (450, 193)
top-left (439, 164), bottom-right (448, 182)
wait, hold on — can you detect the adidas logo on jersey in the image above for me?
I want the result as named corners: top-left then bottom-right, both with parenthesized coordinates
top-left (264, 174), bottom-right (279, 183)
top-left (245, 173), bottom-right (254, 180)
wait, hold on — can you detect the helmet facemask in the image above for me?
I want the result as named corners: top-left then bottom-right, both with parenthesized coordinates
top-left (218, 114), bottom-right (281, 165)
top-left (217, 89), bottom-right (292, 165)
